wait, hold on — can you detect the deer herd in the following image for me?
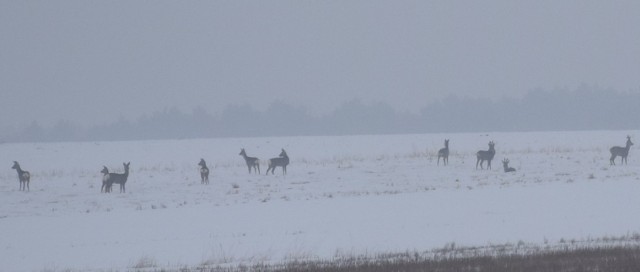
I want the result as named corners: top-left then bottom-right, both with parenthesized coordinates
top-left (8, 136), bottom-right (636, 192)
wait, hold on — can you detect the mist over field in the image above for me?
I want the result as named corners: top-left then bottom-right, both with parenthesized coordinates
top-left (2, 86), bottom-right (640, 143)
top-left (3, 1), bottom-right (640, 144)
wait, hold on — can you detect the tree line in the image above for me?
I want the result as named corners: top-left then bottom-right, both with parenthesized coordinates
top-left (4, 86), bottom-right (640, 143)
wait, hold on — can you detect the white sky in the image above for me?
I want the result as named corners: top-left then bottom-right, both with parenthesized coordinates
top-left (2, 1), bottom-right (640, 128)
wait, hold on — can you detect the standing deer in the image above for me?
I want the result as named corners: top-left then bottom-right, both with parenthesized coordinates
top-left (12, 161), bottom-right (30, 191)
top-left (101, 166), bottom-right (111, 193)
top-left (239, 148), bottom-right (260, 174)
top-left (104, 162), bottom-right (130, 193)
top-left (476, 141), bottom-right (496, 170)
top-left (502, 158), bottom-right (516, 173)
top-left (198, 159), bottom-right (210, 184)
top-left (266, 149), bottom-right (289, 175)
top-left (610, 136), bottom-right (634, 165)
top-left (437, 139), bottom-right (449, 166)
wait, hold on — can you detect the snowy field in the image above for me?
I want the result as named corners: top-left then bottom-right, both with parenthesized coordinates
top-left (2, 131), bottom-right (640, 271)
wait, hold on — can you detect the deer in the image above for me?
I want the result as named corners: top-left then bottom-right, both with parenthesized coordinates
top-left (610, 136), bottom-right (634, 165)
top-left (12, 161), bottom-right (31, 191)
top-left (198, 159), bottom-right (210, 184)
top-left (502, 158), bottom-right (516, 173)
top-left (266, 149), bottom-right (289, 175)
top-left (101, 166), bottom-right (111, 193)
top-left (239, 148), bottom-right (260, 174)
top-left (476, 141), bottom-right (496, 170)
top-left (104, 162), bottom-right (130, 193)
top-left (437, 139), bottom-right (449, 166)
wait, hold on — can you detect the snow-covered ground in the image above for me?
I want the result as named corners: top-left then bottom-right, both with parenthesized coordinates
top-left (1, 131), bottom-right (640, 271)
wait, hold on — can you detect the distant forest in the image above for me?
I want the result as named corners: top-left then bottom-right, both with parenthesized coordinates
top-left (4, 86), bottom-right (640, 143)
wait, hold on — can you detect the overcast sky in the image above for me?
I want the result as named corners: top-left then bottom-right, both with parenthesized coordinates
top-left (2, 1), bottom-right (640, 129)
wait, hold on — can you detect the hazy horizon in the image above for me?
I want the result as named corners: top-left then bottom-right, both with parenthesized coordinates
top-left (2, 1), bottom-right (640, 130)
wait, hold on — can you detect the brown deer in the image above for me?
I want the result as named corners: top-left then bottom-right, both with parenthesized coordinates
top-left (437, 139), bottom-right (449, 166)
top-left (502, 158), bottom-right (516, 173)
top-left (12, 161), bottom-right (30, 191)
top-left (198, 159), bottom-right (210, 184)
top-left (610, 136), bottom-right (634, 165)
top-left (239, 148), bottom-right (260, 174)
top-left (104, 162), bottom-right (130, 193)
top-left (266, 149), bottom-right (289, 175)
top-left (476, 141), bottom-right (496, 170)
top-left (101, 166), bottom-right (111, 193)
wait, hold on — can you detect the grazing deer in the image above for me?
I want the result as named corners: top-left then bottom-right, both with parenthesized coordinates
top-left (266, 149), bottom-right (289, 175)
top-left (104, 162), bottom-right (130, 193)
top-left (476, 141), bottom-right (496, 170)
top-left (610, 136), bottom-right (634, 165)
top-left (239, 148), bottom-right (260, 174)
top-left (198, 159), bottom-right (210, 184)
top-left (12, 161), bottom-right (30, 191)
top-left (437, 139), bottom-right (450, 166)
top-left (502, 159), bottom-right (516, 173)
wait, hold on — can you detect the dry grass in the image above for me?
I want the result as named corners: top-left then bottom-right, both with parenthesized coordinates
top-left (161, 242), bottom-right (640, 272)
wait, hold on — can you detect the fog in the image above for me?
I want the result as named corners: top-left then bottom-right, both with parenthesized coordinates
top-left (2, 1), bottom-right (640, 142)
